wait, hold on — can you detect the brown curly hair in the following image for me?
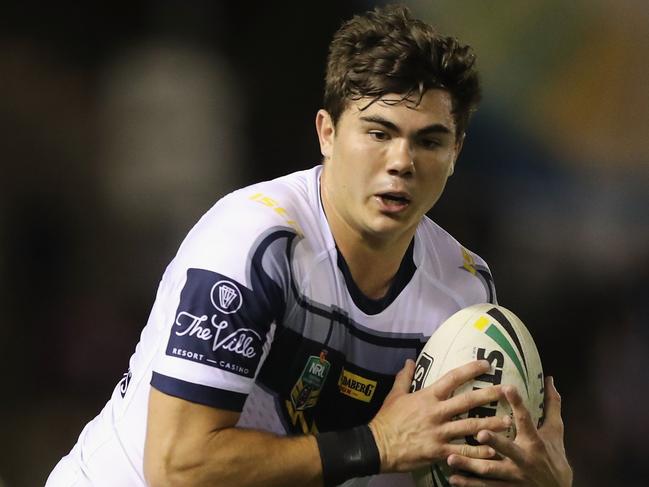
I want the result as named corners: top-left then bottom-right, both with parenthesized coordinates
top-left (324, 4), bottom-right (481, 138)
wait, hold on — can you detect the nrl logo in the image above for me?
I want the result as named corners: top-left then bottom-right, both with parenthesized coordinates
top-left (211, 280), bottom-right (243, 314)
top-left (290, 352), bottom-right (331, 411)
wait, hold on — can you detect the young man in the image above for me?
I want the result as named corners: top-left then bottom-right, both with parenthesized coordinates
top-left (47, 5), bottom-right (572, 487)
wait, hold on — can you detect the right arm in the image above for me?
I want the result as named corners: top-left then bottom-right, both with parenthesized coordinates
top-left (143, 360), bottom-right (509, 487)
top-left (143, 387), bottom-right (322, 487)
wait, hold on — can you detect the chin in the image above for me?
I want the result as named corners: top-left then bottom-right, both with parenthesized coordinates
top-left (362, 216), bottom-right (412, 241)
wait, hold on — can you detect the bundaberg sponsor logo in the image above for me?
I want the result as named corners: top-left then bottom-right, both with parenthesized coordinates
top-left (338, 369), bottom-right (377, 403)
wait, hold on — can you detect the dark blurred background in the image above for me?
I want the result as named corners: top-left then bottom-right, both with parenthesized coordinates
top-left (1, 1), bottom-right (647, 486)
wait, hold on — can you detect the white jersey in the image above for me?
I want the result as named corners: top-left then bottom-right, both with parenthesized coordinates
top-left (47, 165), bottom-right (496, 487)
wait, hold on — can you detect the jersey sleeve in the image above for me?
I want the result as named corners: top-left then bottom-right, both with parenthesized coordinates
top-left (149, 190), bottom-right (296, 411)
top-left (420, 218), bottom-right (498, 308)
top-left (460, 246), bottom-right (497, 305)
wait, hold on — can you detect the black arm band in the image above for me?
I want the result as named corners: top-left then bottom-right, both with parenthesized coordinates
top-left (315, 424), bottom-right (381, 486)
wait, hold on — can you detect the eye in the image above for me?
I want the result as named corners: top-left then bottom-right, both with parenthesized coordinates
top-left (418, 138), bottom-right (441, 150)
top-left (369, 130), bottom-right (390, 141)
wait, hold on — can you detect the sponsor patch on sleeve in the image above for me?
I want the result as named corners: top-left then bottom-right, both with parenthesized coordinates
top-left (166, 269), bottom-right (268, 378)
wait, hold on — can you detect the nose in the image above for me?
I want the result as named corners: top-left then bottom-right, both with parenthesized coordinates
top-left (386, 139), bottom-right (414, 176)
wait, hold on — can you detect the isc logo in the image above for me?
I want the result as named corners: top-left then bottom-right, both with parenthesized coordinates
top-left (308, 361), bottom-right (327, 378)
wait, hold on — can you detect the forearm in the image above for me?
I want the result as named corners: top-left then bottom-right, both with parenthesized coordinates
top-left (147, 427), bottom-right (322, 487)
top-left (206, 428), bottom-right (321, 487)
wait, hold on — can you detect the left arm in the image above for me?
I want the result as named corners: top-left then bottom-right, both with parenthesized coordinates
top-left (445, 376), bottom-right (573, 487)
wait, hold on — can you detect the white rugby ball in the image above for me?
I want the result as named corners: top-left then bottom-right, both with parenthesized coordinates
top-left (411, 303), bottom-right (544, 487)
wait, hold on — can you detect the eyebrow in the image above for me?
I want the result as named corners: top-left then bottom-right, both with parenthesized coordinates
top-left (359, 115), bottom-right (452, 137)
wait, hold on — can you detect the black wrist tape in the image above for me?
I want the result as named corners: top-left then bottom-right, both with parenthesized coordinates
top-left (316, 424), bottom-right (381, 486)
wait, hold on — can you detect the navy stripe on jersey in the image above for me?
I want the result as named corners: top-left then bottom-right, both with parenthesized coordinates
top-left (477, 268), bottom-right (497, 304)
top-left (245, 228), bottom-right (427, 354)
top-left (246, 227), bottom-right (292, 321)
top-left (286, 236), bottom-right (426, 351)
top-left (257, 328), bottom-right (400, 433)
top-left (151, 372), bottom-right (247, 411)
top-left (243, 230), bottom-right (427, 371)
top-left (245, 229), bottom-right (426, 435)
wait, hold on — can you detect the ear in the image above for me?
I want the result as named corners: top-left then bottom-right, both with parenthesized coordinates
top-left (448, 133), bottom-right (465, 177)
top-left (315, 109), bottom-right (335, 160)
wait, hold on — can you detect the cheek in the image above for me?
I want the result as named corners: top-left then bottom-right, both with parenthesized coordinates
top-left (421, 161), bottom-right (448, 185)
top-left (418, 161), bottom-right (452, 203)
top-left (341, 137), bottom-right (371, 163)
top-left (334, 138), bottom-right (375, 181)
top-left (424, 152), bottom-right (455, 179)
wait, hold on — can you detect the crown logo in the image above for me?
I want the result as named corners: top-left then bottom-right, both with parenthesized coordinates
top-left (211, 280), bottom-right (243, 314)
top-left (219, 284), bottom-right (237, 309)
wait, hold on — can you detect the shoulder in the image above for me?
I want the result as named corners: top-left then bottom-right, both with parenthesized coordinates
top-left (416, 216), bottom-right (497, 305)
top-left (202, 167), bottom-right (316, 235)
top-left (169, 167), bottom-right (320, 285)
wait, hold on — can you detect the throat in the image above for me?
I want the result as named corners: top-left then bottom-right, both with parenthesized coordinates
top-left (335, 238), bottom-right (417, 314)
top-left (353, 268), bottom-right (393, 300)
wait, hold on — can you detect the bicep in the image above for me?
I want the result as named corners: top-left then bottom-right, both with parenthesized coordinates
top-left (144, 386), bottom-right (240, 485)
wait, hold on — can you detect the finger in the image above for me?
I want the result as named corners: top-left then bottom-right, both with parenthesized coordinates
top-left (445, 442), bottom-right (497, 460)
top-left (386, 359), bottom-right (416, 401)
top-left (443, 414), bottom-right (511, 440)
top-left (443, 385), bottom-right (505, 418)
top-left (431, 360), bottom-right (491, 399)
top-left (447, 454), bottom-right (516, 482)
top-left (448, 469), bottom-right (511, 487)
top-left (503, 385), bottom-right (537, 440)
top-left (475, 429), bottom-right (524, 464)
top-left (540, 376), bottom-right (564, 435)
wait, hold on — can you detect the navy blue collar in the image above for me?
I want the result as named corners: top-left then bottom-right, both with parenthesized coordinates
top-left (336, 238), bottom-right (417, 315)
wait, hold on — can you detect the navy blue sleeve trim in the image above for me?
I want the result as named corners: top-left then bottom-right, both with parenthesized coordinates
top-left (151, 372), bottom-right (247, 412)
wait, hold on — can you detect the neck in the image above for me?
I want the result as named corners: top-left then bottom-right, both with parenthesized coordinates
top-left (320, 174), bottom-right (415, 300)
top-left (337, 235), bottom-right (413, 299)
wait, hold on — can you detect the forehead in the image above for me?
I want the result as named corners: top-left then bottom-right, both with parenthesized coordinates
top-left (344, 89), bottom-right (456, 134)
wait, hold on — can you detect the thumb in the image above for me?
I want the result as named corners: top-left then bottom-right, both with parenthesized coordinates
top-left (540, 376), bottom-right (564, 436)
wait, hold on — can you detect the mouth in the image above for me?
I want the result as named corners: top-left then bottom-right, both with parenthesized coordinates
top-left (375, 192), bottom-right (412, 213)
